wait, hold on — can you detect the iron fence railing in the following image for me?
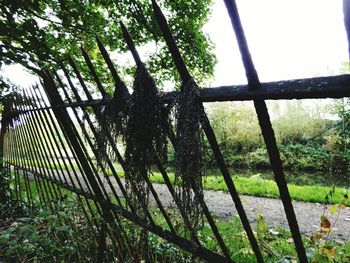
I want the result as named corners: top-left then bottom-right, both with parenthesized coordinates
top-left (1, 1), bottom-right (350, 262)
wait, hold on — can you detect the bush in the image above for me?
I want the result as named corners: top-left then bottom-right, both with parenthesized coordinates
top-left (0, 197), bottom-right (100, 262)
top-left (203, 100), bottom-right (350, 173)
top-left (272, 100), bottom-right (329, 145)
top-left (0, 163), bottom-right (11, 208)
top-left (246, 147), bottom-right (270, 169)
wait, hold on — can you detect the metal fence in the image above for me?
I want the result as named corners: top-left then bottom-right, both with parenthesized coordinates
top-left (1, 0), bottom-right (350, 262)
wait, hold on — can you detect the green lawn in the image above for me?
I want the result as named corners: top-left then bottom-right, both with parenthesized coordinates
top-left (111, 170), bottom-right (349, 205)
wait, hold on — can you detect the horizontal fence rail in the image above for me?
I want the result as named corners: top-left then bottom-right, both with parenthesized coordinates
top-left (7, 74), bottom-right (350, 118)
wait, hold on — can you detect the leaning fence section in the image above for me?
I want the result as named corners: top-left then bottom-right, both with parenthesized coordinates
top-left (1, 0), bottom-right (350, 262)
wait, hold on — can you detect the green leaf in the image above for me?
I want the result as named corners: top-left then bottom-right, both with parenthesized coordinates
top-left (0, 233), bottom-right (11, 244)
top-left (257, 214), bottom-right (267, 233)
top-left (329, 205), bottom-right (338, 214)
top-left (47, 214), bottom-right (58, 225)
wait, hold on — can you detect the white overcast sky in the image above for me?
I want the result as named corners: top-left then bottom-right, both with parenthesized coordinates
top-left (204, 0), bottom-right (348, 86)
top-left (1, 0), bottom-right (349, 88)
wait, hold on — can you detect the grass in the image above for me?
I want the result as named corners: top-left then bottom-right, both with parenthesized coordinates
top-left (16, 158), bottom-right (349, 205)
top-left (18, 158), bottom-right (349, 205)
top-left (4, 172), bottom-right (350, 262)
top-left (2, 198), bottom-right (350, 263)
top-left (109, 170), bottom-right (349, 205)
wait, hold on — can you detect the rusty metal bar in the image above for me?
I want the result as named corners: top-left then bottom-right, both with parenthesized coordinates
top-left (12, 131), bottom-right (30, 209)
top-left (28, 87), bottom-right (73, 189)
top-left (13, 96), bottom-right (52, 206)
top-left (98, 36), bottom-right (205, 247)
top-left (80, 47), bottom-right (108, 98)
top-left (11, 124), bottom-right (21, 206)
top-left (23, 89), bottom-right (64, 200)
top-left (22, 166), bottom-right (34, 210)
top-left (42, 71), bottom-right (131, 260)
top-left (96, 37), bottom-right (129, 96)
top-left (223, 0), bottom-right (308, 261)
top-left (13, 128), bottom-right (45, 210)
top-left (222, 0), bottom-right (259, 89)
top-left (121, 20), bottom-right (232, 259)
top-left (63, 58), bottom-right (192, 259)
top-left (54, 67), bottom-right (137, 257)
top-left (41, 71), bottom-right (114, 221)
top-left (11, 109), bottom-right (36, 210)
top-left (152, 0), bottom-right (262, 261)
top-left (6, 73), bottom-right (350, 119)
top-left (79, 49), bottom-right (178, 235)
top-left (57, 64), bottom-right (129, 208)
top-left (53, 70), bottom-right (131, 211)
top-left (35, 83), bottom-right (102, 224)
top-left (41, 71), bottom-right (96, 197)
top-left (33, 85), bottom-right (102, 234)
top-left (20, 91), bottom-right (62, 202)
top-left (11, 100), bottom-right (48, 209)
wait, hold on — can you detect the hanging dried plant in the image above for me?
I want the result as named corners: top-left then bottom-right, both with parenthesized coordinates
top-left (175, 79), bottom-right (204, 231)
top-left (95, 83), bottom-right (129, 161)
top-left (124, 65), bottom-right (167, 260)
top-left (124, 65), bottom-right (167, 208)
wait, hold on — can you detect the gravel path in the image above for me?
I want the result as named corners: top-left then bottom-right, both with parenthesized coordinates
top-left (27, 170), bottom-right (350, 240)
top-left (103, 177), bottom-right (350, 240)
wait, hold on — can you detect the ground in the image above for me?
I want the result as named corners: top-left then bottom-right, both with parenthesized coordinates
top-left (27, 170), bottom-right (350, 241)
top-left (104, 176), bottom-right (350, 240)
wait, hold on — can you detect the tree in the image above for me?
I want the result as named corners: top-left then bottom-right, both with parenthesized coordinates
top-left (0, 0), bottom-right (216, 88)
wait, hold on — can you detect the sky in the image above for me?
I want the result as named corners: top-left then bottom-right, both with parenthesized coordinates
top-left (204, 0), bottom-right (348, 86)
top-left (1, 0), bottom-right (348, 88)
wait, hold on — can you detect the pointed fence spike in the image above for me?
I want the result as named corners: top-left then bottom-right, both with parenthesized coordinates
top-left (67, 56), bottom-right (93, 101)
top-left (223, 1), bottom-right (308, 262)
top-left (95, 36), bottom-right (130, 99)
top-left (151, 0), bottom-right (191, 84)
top-left (96, 37), bottom-right (123, 85)
top-left (120, 22), bottom-right (143, 67)
top-left (80, 46), bottom-right (108, 98)
top-left (223, 0), bottom-right (260, 90)
top-left (59, 62), bottom-right (82, 102)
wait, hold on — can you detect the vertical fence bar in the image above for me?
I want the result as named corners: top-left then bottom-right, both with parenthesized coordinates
top-left (68, 54), bottom-right (178, 235)
top-left (151, 1), bottom-right (264, 262)
top-left (33, 85), bottom-right (99, 213)
top-left (23, 90), bottom-right (63, 202)
top-left (19, 92), bottom-right (61, 205)
top-left (14, 95), bottom-right (54, 209)
top-left (41, 71), bottom-right (124, 261)
top-left (223, 0), bottom-right (307, 262)
top-left (53, 66), bottom-right (136, 259)
top-left (11, 102), bottom-right (47, 209)
top-left (33, 86), bottom-right (102, 236)
top-left (120, 21), bottom-right (233, 260)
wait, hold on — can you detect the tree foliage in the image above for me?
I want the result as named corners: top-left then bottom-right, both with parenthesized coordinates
top-left (0, 0), bottom-right (216, 86)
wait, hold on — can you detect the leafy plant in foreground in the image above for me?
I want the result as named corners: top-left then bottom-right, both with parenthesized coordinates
top-left (308, 190), bottom-right (350, 262)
